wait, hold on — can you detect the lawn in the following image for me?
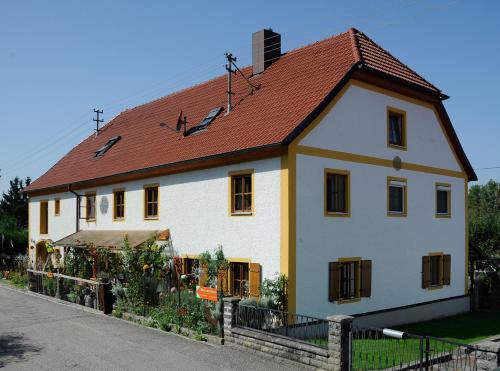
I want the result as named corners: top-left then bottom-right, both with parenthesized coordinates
top-left (351, 311), bottom-right (500, 370)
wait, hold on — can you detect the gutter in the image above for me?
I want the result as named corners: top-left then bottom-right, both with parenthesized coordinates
top-left (68, 185), bottom-right (81, 233)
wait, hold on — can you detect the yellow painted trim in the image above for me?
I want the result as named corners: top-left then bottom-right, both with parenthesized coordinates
top-left (280, 154), bottom-right (291, 308)
top-left (324, 168), bottom-right (351, 217)
top-left (28, 198), bottom-right (31, 257)
top-left (337, 298), bottom-right (362, 305)
top-left (181, 254), bottom-right (199, 260)
top-left (54, 198), bottom-right (60, 216)
top-left (228, 169), bottom-right (255, 217)
top-left (387, 176), bottom-right (408, 217)
top-left (464, 180), bottom-right (469, 294)
top-left (350, 79), bottom-right (466, 175)
top-left (113, 188), bottom-right (126, 221)
top-left (338, 256), bottom-right (361, 262)
top-left (227, 257), bottom-right (252, 263)
top-left (143, 183), bottom-right (160, 220)
top-left (284, 147), bottom-right (297, 314)
top-left (435, 182), bottom-right (451, 218)
top-left (296, 145), bottom-right (466, 179)
top-left (387, 106), bottom-right (407, 151)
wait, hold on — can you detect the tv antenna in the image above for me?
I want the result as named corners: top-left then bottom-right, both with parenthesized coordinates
top-left (93, 109), bottom-right (104, 136)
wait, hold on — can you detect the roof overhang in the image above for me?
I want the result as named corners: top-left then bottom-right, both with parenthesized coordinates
top-left (53, 229), bottom-right (170, 250)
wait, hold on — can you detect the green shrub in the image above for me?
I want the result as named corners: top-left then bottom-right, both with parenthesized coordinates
top-left (9, 272), bottom-right (28, 288)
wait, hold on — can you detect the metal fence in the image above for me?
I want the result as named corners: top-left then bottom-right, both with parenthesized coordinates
top-left (351, 325), bottom-right (500, 370)
top-left (235, 304), bottom-right (329, 348)
top-left (27, 269), bottom-right (112, 312)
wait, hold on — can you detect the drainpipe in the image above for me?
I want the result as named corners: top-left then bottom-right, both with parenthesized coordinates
top-left (68, 185), bottom-right (80, 233)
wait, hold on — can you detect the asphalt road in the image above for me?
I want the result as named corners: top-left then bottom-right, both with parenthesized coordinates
top-left (0, 285), bottom-right (301, 371)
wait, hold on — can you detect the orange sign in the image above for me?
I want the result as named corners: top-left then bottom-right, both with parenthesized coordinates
top-left (196, 286), bottom-right (218, 301)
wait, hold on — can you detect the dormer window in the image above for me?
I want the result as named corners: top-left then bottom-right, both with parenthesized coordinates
top-left (94, 136), bottom-right (121, 158)
top-left (387, 108), bottom-right (406, 149)
top-left (184, 107), bottom-right (223, 136)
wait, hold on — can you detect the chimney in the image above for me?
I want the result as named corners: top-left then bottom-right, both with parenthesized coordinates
top-left (252, 28), bottom-right (281, 75)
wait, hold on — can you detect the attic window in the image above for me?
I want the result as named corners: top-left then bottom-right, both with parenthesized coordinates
top-left (185, 107), bottom-right (223, 136)
top-left (94, 136), bottom-right (121, 158)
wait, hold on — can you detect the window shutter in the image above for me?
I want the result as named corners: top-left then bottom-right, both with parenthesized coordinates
top-left (329, 262), bottom-right (340, 302)
top-left (217, 267), bottom-right (229, 296)
top-left (443, 255), bottom-right (451, 285)
top-left (248, 263), bottom-right (261, 298)
top-left (360, 260), bottom-right (372, 298)
top-left (422, 256), bottom-right (430, 289)
top-left (199, 264), bottom-right (208, 287)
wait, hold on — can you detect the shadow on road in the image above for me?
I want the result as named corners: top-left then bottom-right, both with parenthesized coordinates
top-left (0, 333), bottom-right (42, 367)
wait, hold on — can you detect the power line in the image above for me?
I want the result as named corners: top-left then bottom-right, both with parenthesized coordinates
top-left (474, 166), bottom-right (500, 171)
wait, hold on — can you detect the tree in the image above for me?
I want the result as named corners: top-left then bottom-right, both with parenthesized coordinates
top-left (0, 176), bottom-right (31, 229)
top-left (469, 180), bottom-right (500, 256)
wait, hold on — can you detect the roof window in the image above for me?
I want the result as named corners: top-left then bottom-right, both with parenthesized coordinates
top-left (94, 136), bottom-right (121, 158)
top-left (185, 107), bottom-right (223, 136)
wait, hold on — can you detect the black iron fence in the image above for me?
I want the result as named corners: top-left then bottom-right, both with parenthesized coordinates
top-left (27, 269), bottom-right (114, 313)
top-left (235, 304), bottom-right (329, 348)
top-left (351, 325), bottom-right (500, 370)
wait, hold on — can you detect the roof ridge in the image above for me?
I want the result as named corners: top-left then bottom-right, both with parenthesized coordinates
top-left (355, 29), bottom-right (440, 92)
top-left (348, 27), bottom-right (363, 63)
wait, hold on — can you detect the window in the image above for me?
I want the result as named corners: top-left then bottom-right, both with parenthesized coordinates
top-left (94, 136), bottom-right (121, 158)
top-left (85, 192), bottom-right (96, 220)
top-left (40, 201), bottom-right (48, 234)
top-left (183, 257), bottom-right (199, 275)
top-left (422, 253), bottom-right (451, 289)
top-left (387, 177), bottom-right (407, 216)
top-left (325, 169), bottom-right (350, 216)
top-left (329, 258), bottom-right (372, 303)
top-left (231, 262), bottom-right (249, 297)
top-left (436, 183), bottom-right (451, 217)
top-left (229, 171), bottom-right (253, 215)
top-left (113, 190), bottom-right (125, 220)
top-left (387, 108), bottom-right (406, 149)
top-left (54, 199), bottom-right (60, 216)
top-left (144, 185), bottom-right (159, 219)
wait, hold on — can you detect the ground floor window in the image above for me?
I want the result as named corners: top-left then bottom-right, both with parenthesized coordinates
top-left (183, 257), bottom-right (199, 275)
top-left (422, 253), bottom-right (451, 289)
top-left (329, 258), bottom-right (372, 303)
top-left (231, 262), bottom-right (249, 297)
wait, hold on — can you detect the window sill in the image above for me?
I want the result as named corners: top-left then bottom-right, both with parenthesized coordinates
top-left (113, 218), bottom-right (125, 222)
top-left (388, 144), bottom-right (407, 151)
top-left (336, 297), bottom-right (361, 304)
top-left (86, 218), bottom-right (96, 223)
top-left (387, 212), bottom-right (407, 217)
top-left (427, 285), bottom-right (444, 291)
top-left (325, 212), bottom-right (350, 218)
top-left (230, 212), bottom-right (253, 217)
top-left (436, 213), bottom-right (451, 218)
top-left (144, 217), bottom-right (159, 221)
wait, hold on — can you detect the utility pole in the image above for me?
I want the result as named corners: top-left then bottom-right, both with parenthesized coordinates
top-left (93, 109), bottom-right (104, 137)
top-left (225, 53), bottom-right (236, 114)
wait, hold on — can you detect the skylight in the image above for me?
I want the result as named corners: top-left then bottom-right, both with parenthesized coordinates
top-left (185, 107), bottom-right (223, 136)
top-left (94, 136), bottom-right (121, 158)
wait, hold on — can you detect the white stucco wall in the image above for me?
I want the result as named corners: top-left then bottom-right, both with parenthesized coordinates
top-left (300, 83), bottom-right (462, 172)
top-left (295, 84), bottom-right (467, 318)
top-left (29, 157), bottom-right (282, 280)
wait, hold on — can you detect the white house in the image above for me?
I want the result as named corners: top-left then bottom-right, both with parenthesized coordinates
top-left (25, 28), bottom-right (476, 325)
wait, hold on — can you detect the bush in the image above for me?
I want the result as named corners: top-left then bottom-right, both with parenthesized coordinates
top-left (9, 271), bottom-right (28, 288)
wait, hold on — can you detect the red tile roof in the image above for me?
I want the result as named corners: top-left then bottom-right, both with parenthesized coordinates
top-left (25, 28), bottom-right (469, 193)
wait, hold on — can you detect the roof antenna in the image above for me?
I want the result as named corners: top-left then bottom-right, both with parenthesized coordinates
top-left (93, 108), bottom-right (103, 137)
top-left (225, 53), bottom-right (236, 115)
top-left (225, 52), bottom-right (261, 115)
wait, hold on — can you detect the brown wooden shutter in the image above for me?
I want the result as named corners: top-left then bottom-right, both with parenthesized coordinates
top-left (360, 260), bottom-right (372, 298)
top-left (329, 262), bottom-right (340, 302)
top-left (422, 256), bottom-right (430, 289)
top-left (217, 267), bottom-right (229, 296)
top-left (248, 263), bottom-right (261, 298)
top-left (442, 255), bottom-right (451, 285)
top-left (199, 264), bottom-right (208, 287)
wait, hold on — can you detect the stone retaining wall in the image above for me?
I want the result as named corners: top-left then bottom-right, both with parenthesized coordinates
top-left (223, 297), bottom-right (352, 371)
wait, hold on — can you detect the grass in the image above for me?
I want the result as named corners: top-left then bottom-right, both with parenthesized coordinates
top-left (351, 311), bottom-right (500, 370)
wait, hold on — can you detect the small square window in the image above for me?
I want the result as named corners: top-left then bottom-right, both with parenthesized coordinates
top-left (230, 171), bottom-right (253, 215)
top-left (325, 170), bottom-right (350, 216)
top-left (436, 183), bottom-right (451, 217)
top-left (387, 178), bottom-right (407, 216)
top-left (387, 109), bottom-right (406, 149)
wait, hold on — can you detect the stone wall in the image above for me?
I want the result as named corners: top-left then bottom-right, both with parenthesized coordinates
top-left (223, 298), bottom-right (353, 371)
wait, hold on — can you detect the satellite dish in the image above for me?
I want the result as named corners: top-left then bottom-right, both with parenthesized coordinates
top-left (100, 196), bottom-right (109, 214)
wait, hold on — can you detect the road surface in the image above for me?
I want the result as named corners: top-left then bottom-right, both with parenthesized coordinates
top-left (0, 284), bottom-right (300, 370)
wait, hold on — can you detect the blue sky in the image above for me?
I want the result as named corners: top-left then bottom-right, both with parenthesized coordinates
top-left (0, 0), bottom-right (498, 193)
